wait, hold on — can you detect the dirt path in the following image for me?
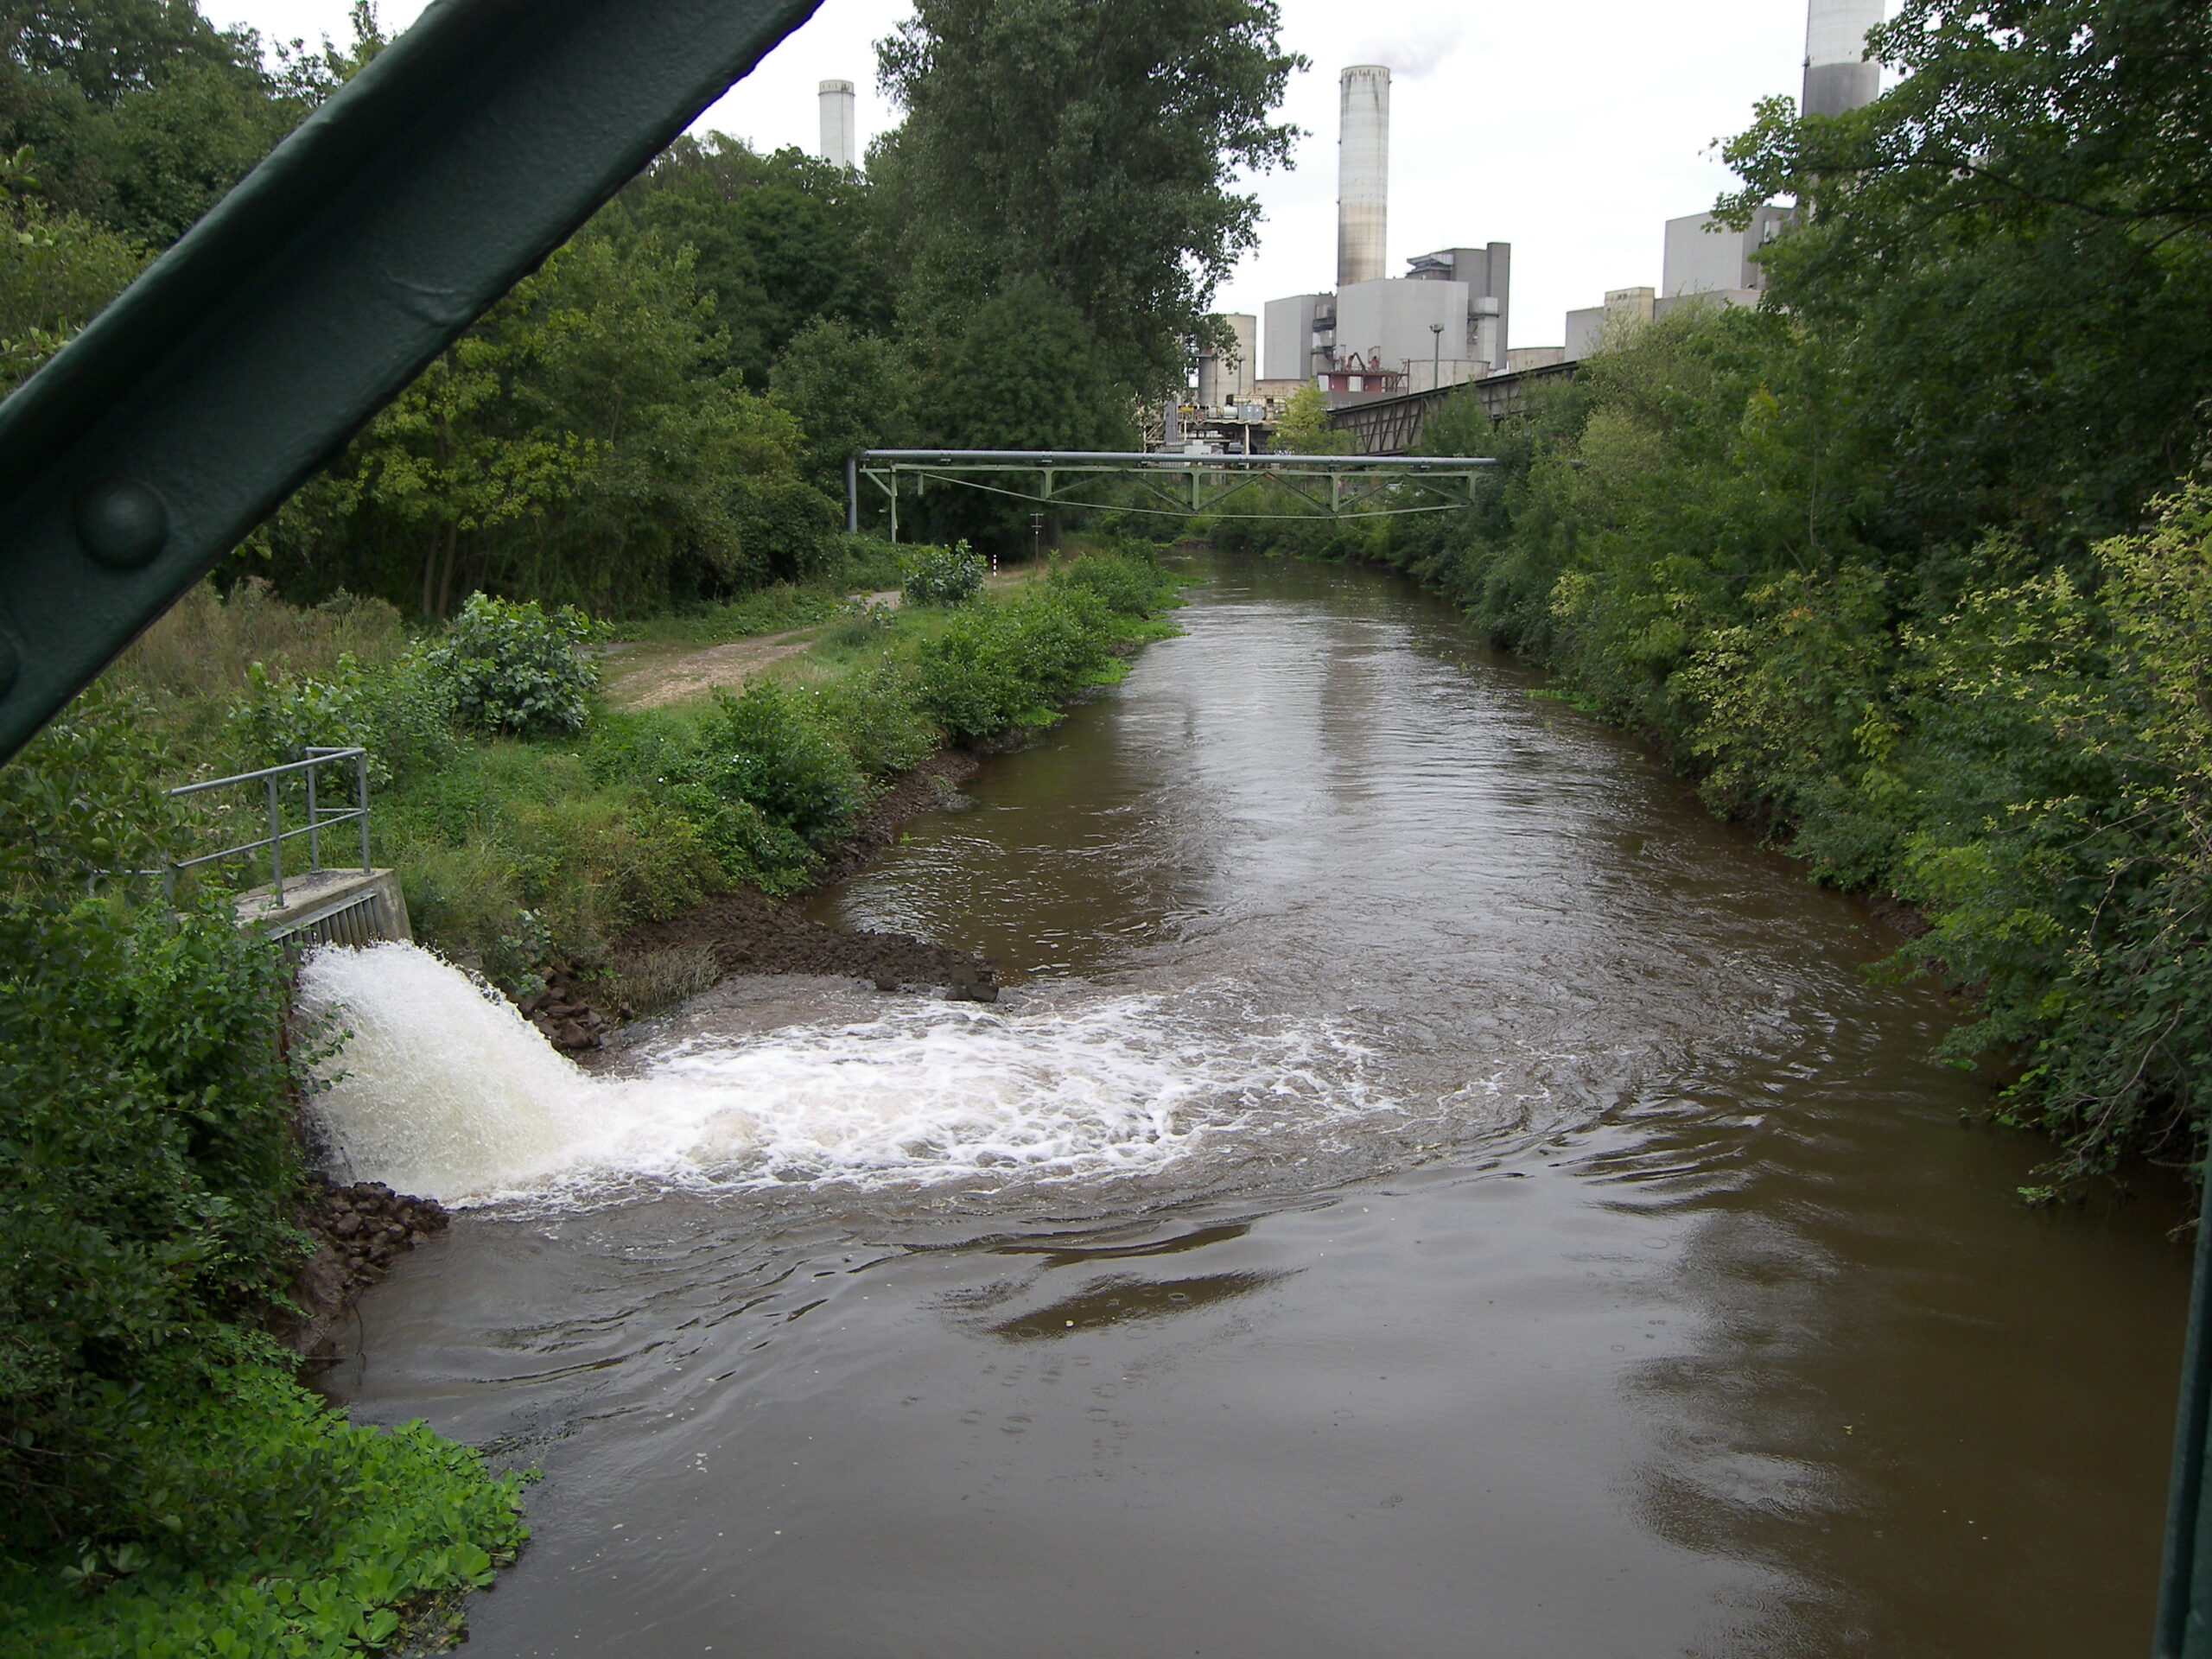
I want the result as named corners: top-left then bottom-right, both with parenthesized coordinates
top-left (602, 589), bottom-right (901, 709)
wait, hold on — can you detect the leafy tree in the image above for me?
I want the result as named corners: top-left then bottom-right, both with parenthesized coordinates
top-left (348, 325), bottom-right (601, 620)
top-left (875, 0), bottom-right (1301, 396)
top-left (0, 0), bottom-right (371, 245)
top-left (771, 316), bottom-right (914, 499)
top-left (0, 192), bottom-right (145, 391)
top-left (605, 135), bottom-right (892, 385)
top-left (1719, 0), bottom-right (2212, 560)
top-left (256, 227), bottom-right (837, 616)
top-left (1273, 385), bottom-right (1349, 454)
top-left (934, 280), bottom-right (1130, 454)
top-left (902, 280), bottom-right (1133, 545)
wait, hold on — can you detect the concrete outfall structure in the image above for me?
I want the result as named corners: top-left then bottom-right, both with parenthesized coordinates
top-left (1802, 0), bottom-right (1885, 118)
top-left (1337, 67), bottom-right (1390, 289)
top-left (817, 79), bottom-right (857, 170)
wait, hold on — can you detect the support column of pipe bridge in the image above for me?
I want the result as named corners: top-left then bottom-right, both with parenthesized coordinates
top-left (848, 450), bottom-right (1497, 538)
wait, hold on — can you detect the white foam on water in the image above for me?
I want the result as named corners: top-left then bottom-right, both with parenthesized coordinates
top-left (298, 942), bottom-right (1388, 1209)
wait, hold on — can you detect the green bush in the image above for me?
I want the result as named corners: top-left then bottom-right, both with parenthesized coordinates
top-left (0, 696), bottom-right (307, 1548)
top-left (808, 660), bottom-right (938, 780)
top-left (899, 542), bottom-right (986, 607)
top-left (0, 1362), bottom-right (526, 1657)
top-left (1050, 549), bottom-right (1178, 617)
top-left (0, 691), bottom-right (524, 1653)
top-left (915, 588), bottom-right (1117, 744)
top-left (692, 683), bottom-right (864, 849)
top-left (224, 653), bottom-right (457, 789)
top-left (832, 534), bottom-right (906, 594)
top-left (421, 594), bottom-right (599, 737)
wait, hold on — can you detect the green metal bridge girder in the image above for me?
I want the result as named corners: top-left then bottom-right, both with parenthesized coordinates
top-left (0, 0), bottom-right (822, 764)
top-left (2162, 1216), bottom-right (2212, 1657)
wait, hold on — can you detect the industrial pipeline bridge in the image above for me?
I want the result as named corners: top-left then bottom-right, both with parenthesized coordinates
top-left (846, 449), bottom-right (1497, 536)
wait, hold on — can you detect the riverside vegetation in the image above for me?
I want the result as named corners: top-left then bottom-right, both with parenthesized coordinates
top-left (1216, 0), bottom-right (2212, 1199)
top-left (0, 0), bottom-right (1246, 1645)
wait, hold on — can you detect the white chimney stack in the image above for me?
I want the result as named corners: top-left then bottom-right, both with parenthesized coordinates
top-left (1802, 0), bottom-right (1884, 118)
top-left (818, 79), bottom-right (857, 170)
top-left (1336, 66), bottom-right (1389, 289)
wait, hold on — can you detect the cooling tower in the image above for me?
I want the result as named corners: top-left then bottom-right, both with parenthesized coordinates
top-left (1337, 66), bottom-right (1389, 289)
top-left (818, 79), bottom-right (857, 169)
top-left (1802, 0), bottom-right (1884, 117)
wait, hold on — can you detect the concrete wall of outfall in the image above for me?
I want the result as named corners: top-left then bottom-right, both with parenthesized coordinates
top-left (233, 868), bottom-right (412, 949)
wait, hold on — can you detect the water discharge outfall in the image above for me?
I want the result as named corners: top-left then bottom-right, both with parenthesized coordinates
top-left (300, 941), bottom-right (1388, 1208)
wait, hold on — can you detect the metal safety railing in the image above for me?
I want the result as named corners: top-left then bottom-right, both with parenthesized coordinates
top-left (164, 747), bottom-right (371, 903)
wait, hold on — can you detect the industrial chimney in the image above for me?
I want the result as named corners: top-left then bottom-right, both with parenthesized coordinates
top-left (1337, 66), bottom-right (1389, 289)
top-left (1802, 0), bottom-right (1883, 118)
top-left (818, 79), bottom-right (857, 169)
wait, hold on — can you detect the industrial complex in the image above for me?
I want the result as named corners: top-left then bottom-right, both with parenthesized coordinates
top-left (1558, 0), bottom-right (1884, 360)
top-left (805, 0), bottom-right (1892, 452)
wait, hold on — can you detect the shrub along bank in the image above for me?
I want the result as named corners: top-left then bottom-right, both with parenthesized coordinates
top-left (212, 541), bottom-right (1180, 1005)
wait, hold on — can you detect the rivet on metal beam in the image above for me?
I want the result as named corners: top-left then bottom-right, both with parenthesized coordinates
top-left (73, 480), bottom-right (170, 569)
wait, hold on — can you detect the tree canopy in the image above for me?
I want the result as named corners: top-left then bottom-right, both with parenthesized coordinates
top-left (874, 0), bottom-right (1300, 397)
top-left (1719, 0), bottom-right (2212, 557)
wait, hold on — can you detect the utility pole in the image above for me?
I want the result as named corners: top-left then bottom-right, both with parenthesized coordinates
top-left (1430, 322), bottom-right (1443, 395)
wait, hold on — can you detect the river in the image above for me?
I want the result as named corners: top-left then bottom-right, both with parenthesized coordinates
top-left (321, 551), bottom-right (2191, 1656)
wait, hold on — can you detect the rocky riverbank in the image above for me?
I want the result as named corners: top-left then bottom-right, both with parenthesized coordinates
top-left (289, 1177), bottom-right (451, 1363)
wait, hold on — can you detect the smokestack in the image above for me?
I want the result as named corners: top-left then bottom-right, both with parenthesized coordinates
top-left (818, 79), bottom-right (857, 169)
top-left (1337, 66), bottom-right (1389, 289)
top-left (1802, 0), bottom-right (1884, 118)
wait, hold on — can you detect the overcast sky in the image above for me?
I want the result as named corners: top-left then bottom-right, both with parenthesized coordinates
top-left (214, 0), bottom-right (1844, 357)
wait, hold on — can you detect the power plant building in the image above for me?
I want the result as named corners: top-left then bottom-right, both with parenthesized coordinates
top-left (1409, 245), bottom-right (1510, 383)
top-left (1196, 314), bottom-right (1257, 407)
top-left (1662, 205), bottom-right (1789, 297)
top-left (1262, 66), bottom-right (1510, 394)
top-left (817, 79), bottom-right (857, 170)
top-left (1560, 0), bottom-right (1885, 360)
top-left (1337, 67), bottom-right (1390, 289)
top-left (1263, 294), bottom-right (1331, 384)
top-left (1802, 0), bottom-right (1884, 118)
top-left (1565, 289), bottom-right (1654, 360)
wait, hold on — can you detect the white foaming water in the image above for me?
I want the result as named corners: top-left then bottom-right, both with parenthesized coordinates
top-left (298, 943), bottom-right (1385, 1208)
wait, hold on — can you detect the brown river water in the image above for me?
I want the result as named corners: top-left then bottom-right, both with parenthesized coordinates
top-left (322, 551), bottom-right (2191, 1656)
